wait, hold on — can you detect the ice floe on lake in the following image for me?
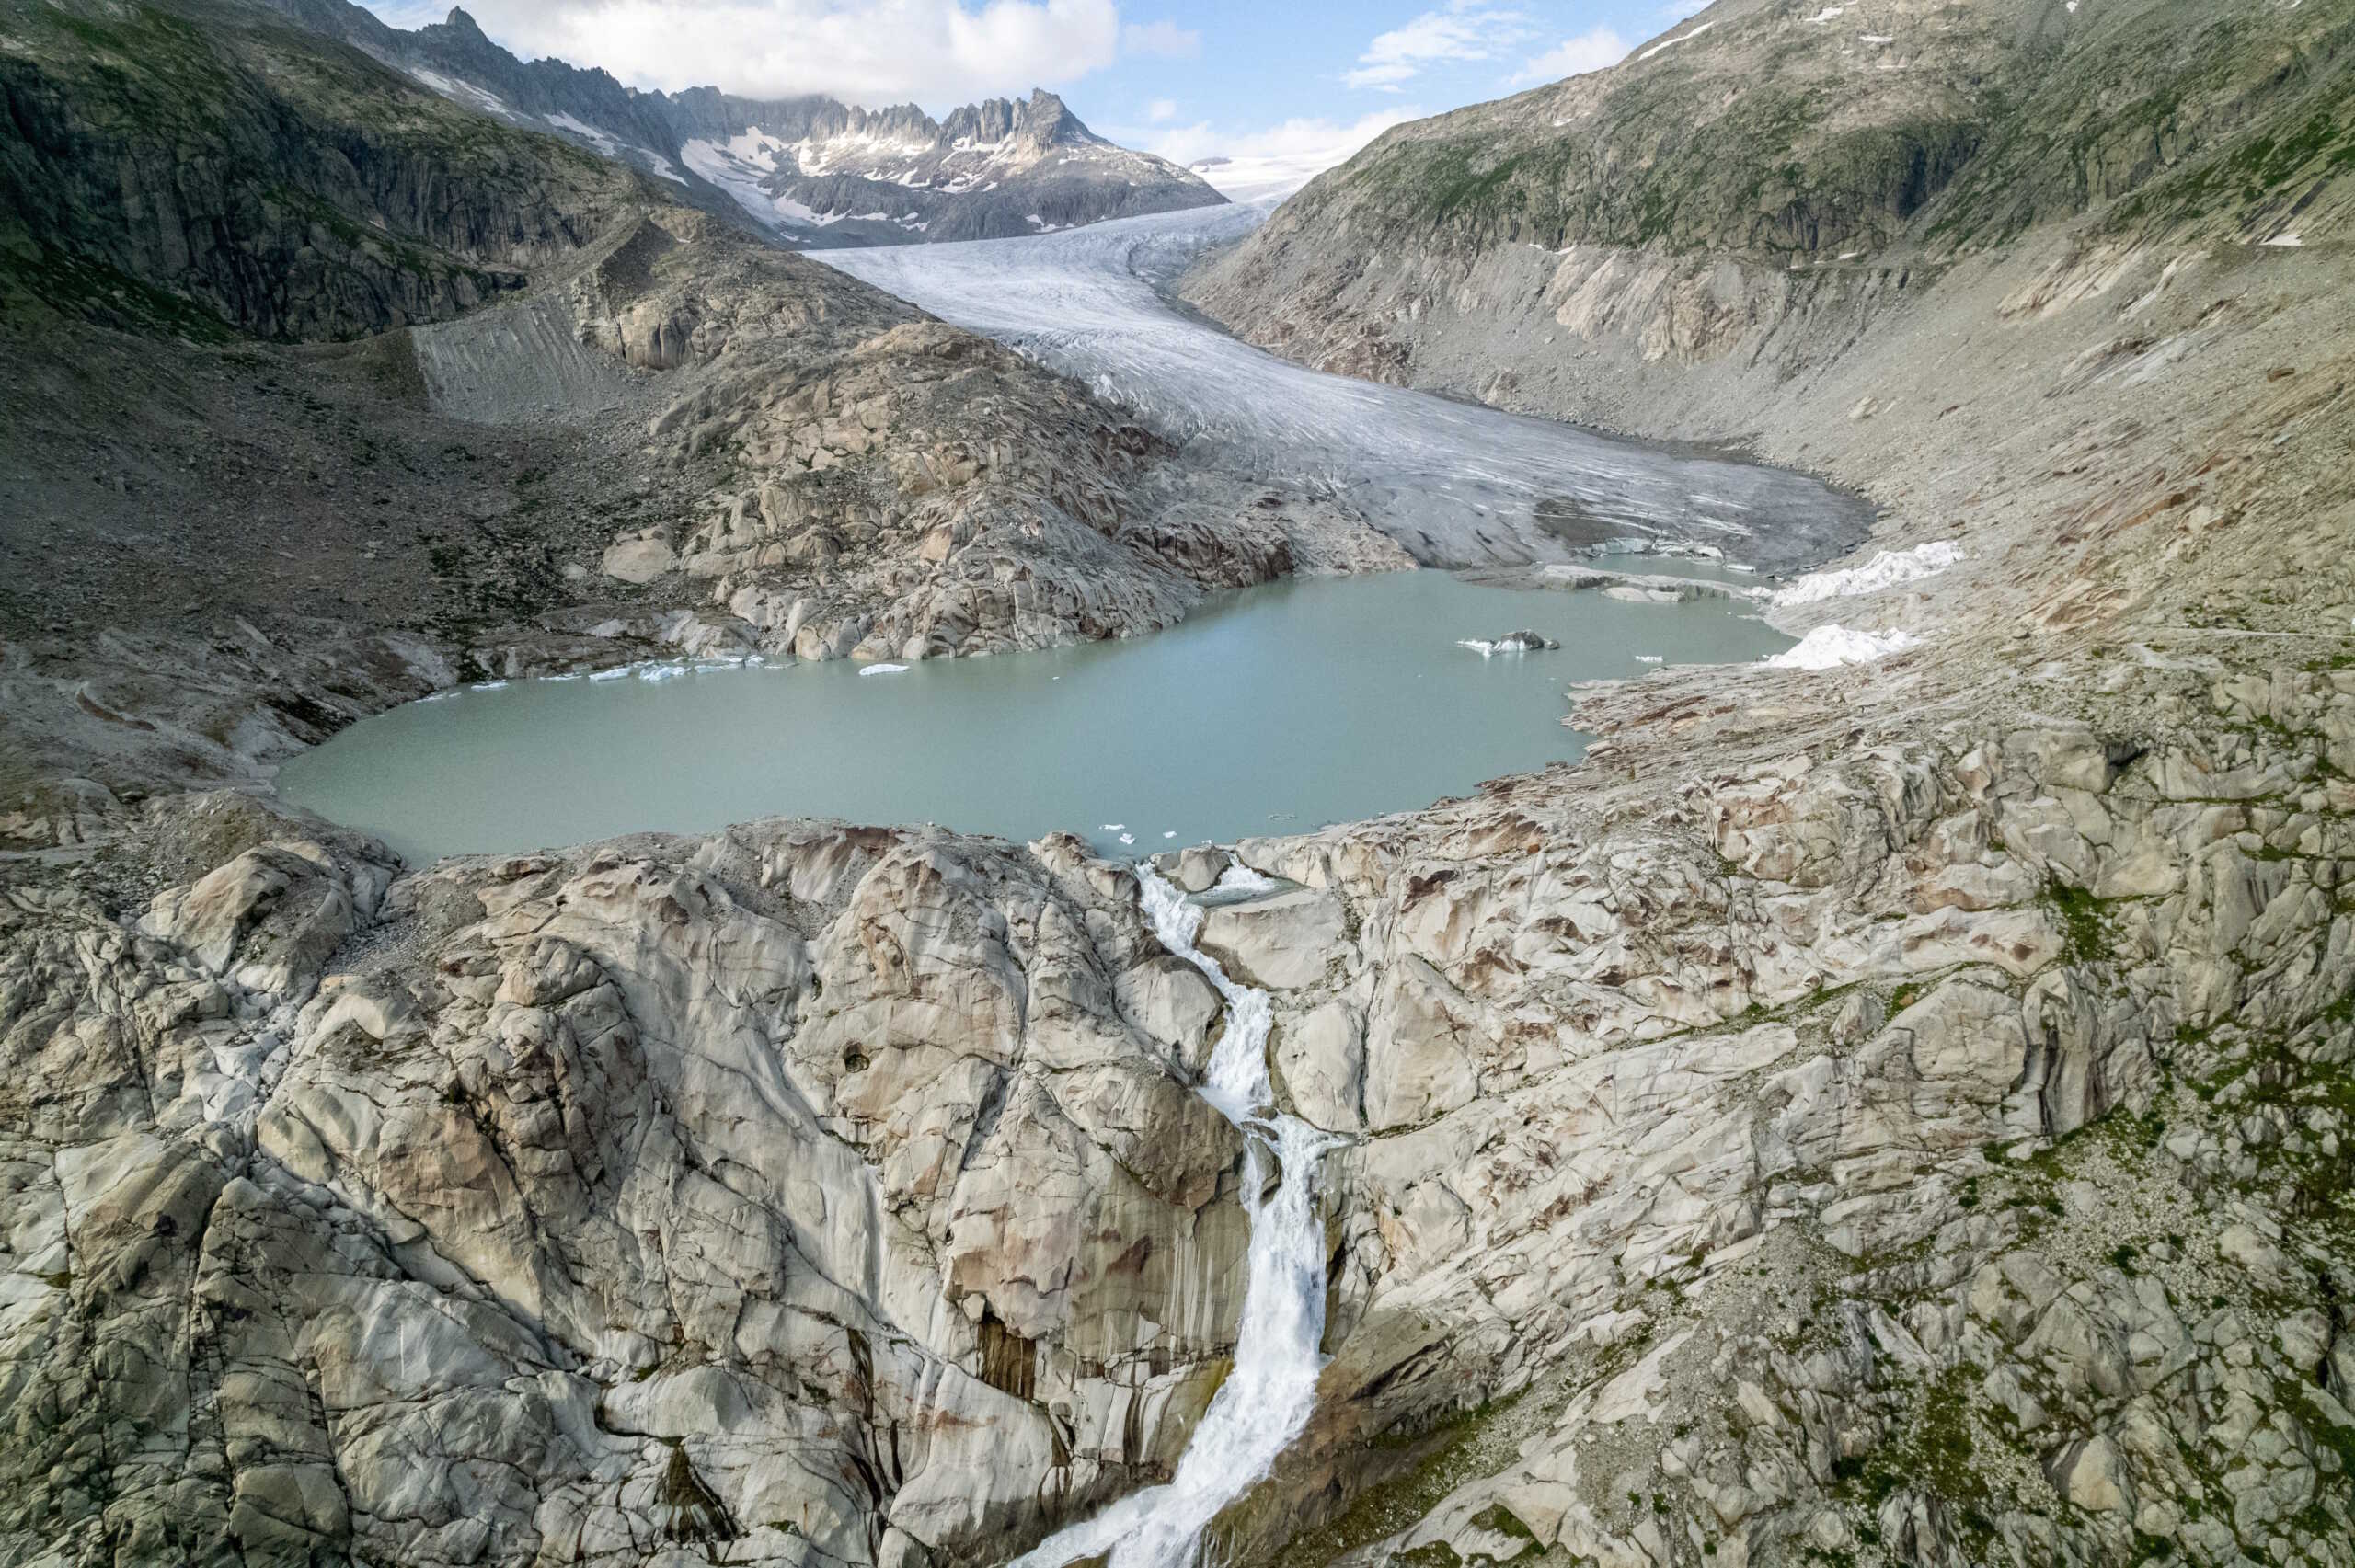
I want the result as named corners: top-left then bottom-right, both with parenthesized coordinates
top-left (1457, 630), bottom-right (1561, 657)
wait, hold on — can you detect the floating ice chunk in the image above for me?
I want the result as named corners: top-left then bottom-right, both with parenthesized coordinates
top-left (471, 680), bottom-right (509, 691)
top-left (638, 662), bottom-right (688, 682)
top-left (1635, 655), bottom-right (1664, 664)
top-left (1118, 833), bottom-right (1136, 846)
top-left (1163, 830), bottom-right (1178, 839)
top-left (859, 662), bottom-right (910, 676)
top-left (421, 689), bottom-right (457, 702)
top-left (1773, 541), bottom-right (1962, 606)
top-left (588, 665), bottom-right (632, 681)
top-left (1766, 625), bottom-right (1918, 670)
top-left (1102, 823), bottom-right (1126, 831)
top-left (1457, 630), bottom-right (1561, 658)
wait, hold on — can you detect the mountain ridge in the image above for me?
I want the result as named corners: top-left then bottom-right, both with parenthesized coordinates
top-left (250, 0), bottom-right (1223, 245)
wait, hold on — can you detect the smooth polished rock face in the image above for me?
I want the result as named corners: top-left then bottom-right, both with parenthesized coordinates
top-left (0, 805), bottom-right (1265, 1568)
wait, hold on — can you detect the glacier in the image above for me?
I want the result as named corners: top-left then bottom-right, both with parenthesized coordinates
top-left (818, 208), bottom-right (1870, 574)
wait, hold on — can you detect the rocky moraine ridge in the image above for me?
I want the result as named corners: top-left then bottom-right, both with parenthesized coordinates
top-left (4, 1), bottom-right (2355, 1567)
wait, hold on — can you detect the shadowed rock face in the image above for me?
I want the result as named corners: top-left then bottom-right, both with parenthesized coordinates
top-left (0, 0), bottom-right (649, 339)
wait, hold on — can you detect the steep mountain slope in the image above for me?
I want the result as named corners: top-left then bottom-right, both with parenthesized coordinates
top-left (1206, 0), bottom-right (2349, 280)
top-left (0, 0), bottom-right (649, 337)
top-left (253, 0), bottom-right (1224, 245)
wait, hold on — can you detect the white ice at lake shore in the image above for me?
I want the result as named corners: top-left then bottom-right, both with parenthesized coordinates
top-left (858, 663), bottom-right (910, 676)
top-left (1774, 541), bottom-right (1962, 606)
top-left (1766, 625), bottom-right (1919, 670)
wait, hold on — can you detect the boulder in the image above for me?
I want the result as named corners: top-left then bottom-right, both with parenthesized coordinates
top-left (602, 531), bottom-right (677, 583)
top-left (1197, 887), bottom-right (1347, 990)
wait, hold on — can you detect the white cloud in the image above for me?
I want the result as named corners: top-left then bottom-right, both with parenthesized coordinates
top-left (1345, 3), bottom-right (1532, 91)
top-left (1507, 25), bottom-right (1626, 86)
top-left (419, 0), bottom-right (1125, 109)
top-left (1146, 97), bottom-right (1178, 122)
top-left (1132, 108), bottom-right (1422, 202)
top-left (1120, 17), bottom-right (1200, 58)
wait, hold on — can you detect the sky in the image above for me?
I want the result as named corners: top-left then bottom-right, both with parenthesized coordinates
top-left (362, 0), bottom-right (1714, 198)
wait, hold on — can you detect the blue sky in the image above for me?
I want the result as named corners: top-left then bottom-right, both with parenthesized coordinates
top-left (363, 0), bottom-right (1712, 195)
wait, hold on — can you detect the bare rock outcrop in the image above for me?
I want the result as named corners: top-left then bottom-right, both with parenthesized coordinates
top-left (0, 804), bottom-right (1270, 1565)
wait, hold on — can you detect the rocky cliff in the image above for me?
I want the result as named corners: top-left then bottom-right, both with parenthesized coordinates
top-left (252, 0), bottom-right (1224, 245)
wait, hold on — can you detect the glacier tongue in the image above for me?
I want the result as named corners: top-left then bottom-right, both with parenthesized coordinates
top-left (816, 208), bottom-right (1872, 576)
top-left (1014, 867), bottom-right (1334, 1568)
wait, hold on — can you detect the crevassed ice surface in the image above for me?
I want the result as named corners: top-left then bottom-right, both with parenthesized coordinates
top-left (278, 572), bottom-right (1789, 865)
top-left (817, 205), bottom-right (1871, 573)
top-left (1008, 868), bottom-right (1333, 1568)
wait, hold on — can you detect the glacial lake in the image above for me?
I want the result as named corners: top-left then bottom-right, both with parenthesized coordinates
top-left (279, 570), bottom-right (1790, 865)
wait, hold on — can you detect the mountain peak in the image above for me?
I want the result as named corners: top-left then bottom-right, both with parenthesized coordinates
top-left (441, 6), bottom-right (487, 40)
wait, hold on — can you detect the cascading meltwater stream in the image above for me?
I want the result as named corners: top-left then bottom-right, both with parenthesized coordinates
top-left (1011, 866), bottom-right (1337, 1568)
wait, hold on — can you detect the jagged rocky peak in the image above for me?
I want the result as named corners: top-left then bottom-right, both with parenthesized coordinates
top-left (940, 87), bottom-right (1100, 154)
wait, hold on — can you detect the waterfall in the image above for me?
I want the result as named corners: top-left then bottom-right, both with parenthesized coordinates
top-left (1011, 866), bottom-right (1334, 1568)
